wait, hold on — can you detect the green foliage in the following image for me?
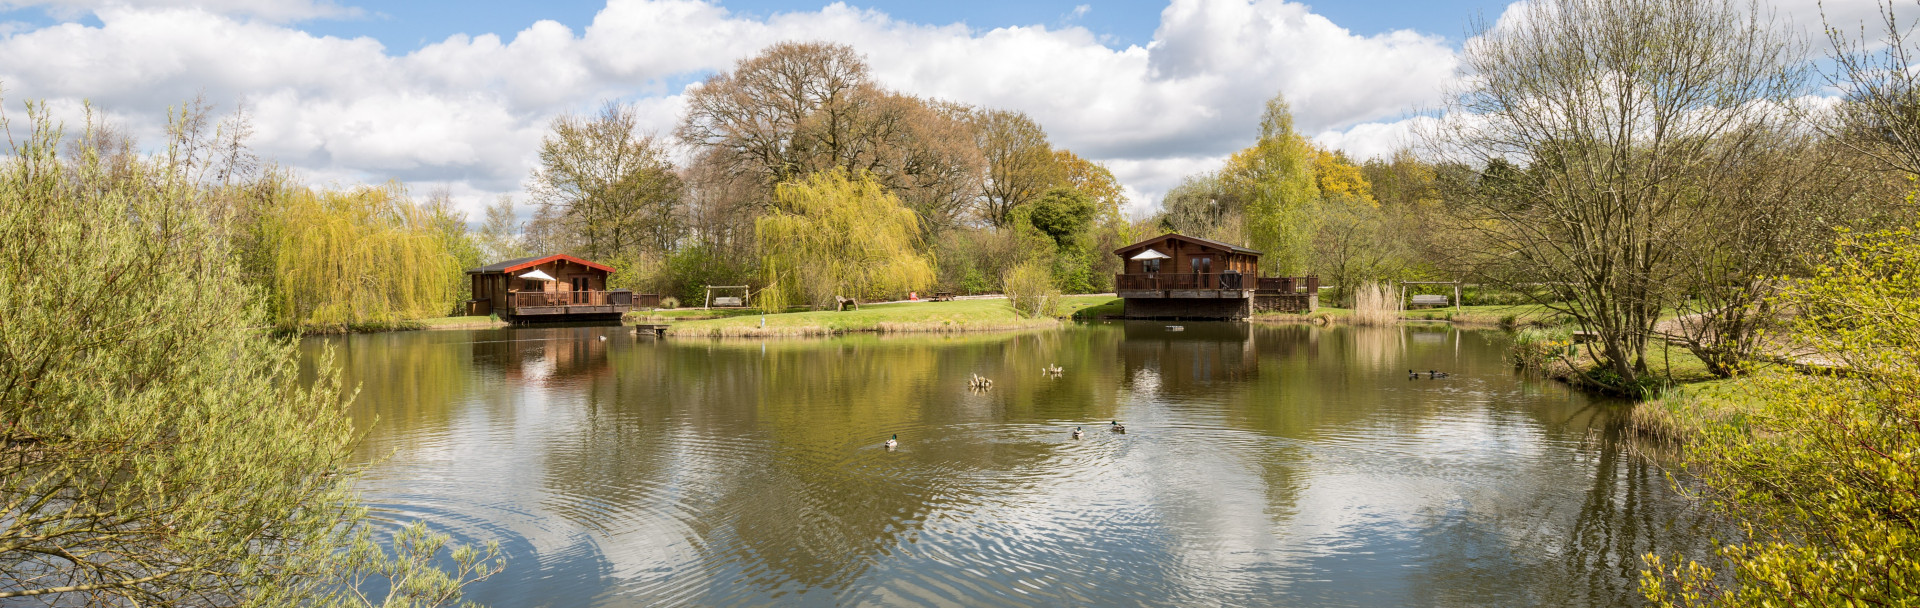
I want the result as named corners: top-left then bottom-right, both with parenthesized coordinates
top-left (258, 184), bottom-right (463, 331)
top-left (1642, 226), bottom-right (1920, 606)
top-left (1003, 261), bottom-right (1062, 318)
top-left (1025, 187), bottom-right (1096, 249)
top-left (659, 242), bottom-right (753, 303)
top-left (0, 103), bottom-right (497, 605)
top-left (1226, 94), bottom-right (1322, 275)
top-left (757, 171), bottom-right (936, 309)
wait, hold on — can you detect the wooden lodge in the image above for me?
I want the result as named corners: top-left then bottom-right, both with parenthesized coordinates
top-left (1113, 233), bottom-right (1319, 320)
top-left (465, 254), bottom-right (635, 323)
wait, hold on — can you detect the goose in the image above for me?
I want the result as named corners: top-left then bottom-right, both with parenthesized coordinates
top-left (884, 434), bottom-right (898, 449)
top-left (1110, 420), bottom-right (1127, 434)
top-left (1071, 427), bottom-right (1084, 439)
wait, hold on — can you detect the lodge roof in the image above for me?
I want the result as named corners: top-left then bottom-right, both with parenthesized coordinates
top-left (1114, 232), bottom-right (1262, 257)
top-left (466, 254), bottom-right (617, 275)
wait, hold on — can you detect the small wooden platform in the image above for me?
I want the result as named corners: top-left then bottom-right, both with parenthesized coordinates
top-left (632, 323), bottom-right (671, 336)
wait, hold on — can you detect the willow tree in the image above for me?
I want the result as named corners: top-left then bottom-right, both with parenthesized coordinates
top-left (756, 171), bottom-right (935, 309)
top-left (261, 184), bottom-right (462, 330)
top-left (1224, 94), bottom-right (1321, 275)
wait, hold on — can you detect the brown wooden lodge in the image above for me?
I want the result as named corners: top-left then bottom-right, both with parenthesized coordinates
top-left (1114, 233), bottom-right (1318, 320)
top-left (466, 254), bottom-right (637, 323)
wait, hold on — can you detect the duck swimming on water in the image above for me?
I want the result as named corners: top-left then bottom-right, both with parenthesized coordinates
top-left (1071, 427), bottom-right (1084, 439)
top-left (884, 434), bottom-right (898, 449)
top-left (1429, 370), bottom-right (1451, 379)
top-left (1110, 420), bottom-right (1127, 434)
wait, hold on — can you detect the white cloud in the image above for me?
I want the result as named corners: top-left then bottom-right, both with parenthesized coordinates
top-left (0, 0), bottom-right (1463, 218)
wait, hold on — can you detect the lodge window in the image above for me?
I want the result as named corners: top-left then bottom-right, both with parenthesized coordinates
top-left (1144, 259), bottom-right (1161, 273)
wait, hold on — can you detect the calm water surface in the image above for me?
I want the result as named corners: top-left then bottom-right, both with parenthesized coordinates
top-left (301, 322), bottom-right (1716, 607)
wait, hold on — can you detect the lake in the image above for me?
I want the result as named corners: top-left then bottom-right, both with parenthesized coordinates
top-left (301, 321), bottom-right (1717, 607)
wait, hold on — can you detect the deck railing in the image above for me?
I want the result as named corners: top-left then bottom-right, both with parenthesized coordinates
top-left (509, 290), bottom-right (632, 309)
top-left (1116, 274), bottom-right (1317, 292)
top-left (1115, 273), bottom-right (1247, 290)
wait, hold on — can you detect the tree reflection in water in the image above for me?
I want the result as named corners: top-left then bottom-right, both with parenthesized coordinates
top-left (305, 323), bottom-right (1720, 607)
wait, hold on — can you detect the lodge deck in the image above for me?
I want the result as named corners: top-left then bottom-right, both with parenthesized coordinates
top-left (500, 290), bottom-right (633, 323)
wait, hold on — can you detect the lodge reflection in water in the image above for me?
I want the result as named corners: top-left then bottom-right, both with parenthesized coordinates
top-left (304, 322), bottom-right (1724, 607)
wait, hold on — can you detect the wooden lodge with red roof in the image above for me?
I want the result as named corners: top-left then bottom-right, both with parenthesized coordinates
top-left (1113, 233), bottom-right (1319, 319)
top-left (465, 254), bottom-right (637, 322)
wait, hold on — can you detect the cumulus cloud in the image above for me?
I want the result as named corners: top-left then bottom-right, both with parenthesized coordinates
top-left (0, 0), bottom-right (1463, 217)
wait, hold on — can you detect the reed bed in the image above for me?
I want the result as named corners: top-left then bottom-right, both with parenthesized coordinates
top-left (1349, 282), bottom-right (1403, 326)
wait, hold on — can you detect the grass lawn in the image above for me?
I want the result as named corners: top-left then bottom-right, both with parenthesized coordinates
top-left (417, 315), bottom-right (509, 329)
top-left (661, 295), bottom-right (1121, 337)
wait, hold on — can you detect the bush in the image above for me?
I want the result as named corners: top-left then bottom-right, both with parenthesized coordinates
top-left (1004, 261), bottom-right (1062, 318)
top-left (0, 108), bottom-right (497, 603)
top-left (659, 296), bottom-right (681, 309)
top-left (1642, 227), bottom-right (1920, 606)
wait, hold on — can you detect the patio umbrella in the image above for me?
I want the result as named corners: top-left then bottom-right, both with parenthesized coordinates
top-left (518, 269), bottom-right (556, 281)
top-left (1130, 249), bottom-right (1172, 261)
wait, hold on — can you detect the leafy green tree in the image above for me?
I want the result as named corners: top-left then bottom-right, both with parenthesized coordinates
top-left (0, 102), bottom-right (499, 605)
top-left (756, 171), bottom-right (935, 309)
top-left (1223, 93), bottom-right (1321, 275)
top-left (1025, 187), bottom-right (1096, 249)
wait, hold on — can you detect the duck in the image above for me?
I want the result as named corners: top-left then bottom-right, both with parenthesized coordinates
top-left (884, 434), bottom-right (898, 449)
top-left (1110, 420), bottom-right (1127, 434)
top-left (1071, 427), bottom-right (1084, 439)
top-left (1043, 364), bottom-right (1064, 376)
top-left (1429, 370), bottom-right (1451, 379)
top-left (1408, 369), bottom-right (1418, 379)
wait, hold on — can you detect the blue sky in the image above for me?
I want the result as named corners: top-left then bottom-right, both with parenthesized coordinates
top-left (0, 0), bottom-right (1871, 217)
top-left (278, 0), bottom-right (1516, 52)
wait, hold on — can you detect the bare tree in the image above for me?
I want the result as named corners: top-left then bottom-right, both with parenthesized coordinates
top-left (973, 109), bottom-right (1059, 228)
top-left (530, 101), bottom-right (683, 261)
top-left (1432, 0), bottom-right (1806, 391)
top-left (677, 41), bottom-right (876, 190)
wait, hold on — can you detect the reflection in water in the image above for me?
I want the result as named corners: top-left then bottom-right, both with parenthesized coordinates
top-left (301, 323), bottom-right (1718, 607)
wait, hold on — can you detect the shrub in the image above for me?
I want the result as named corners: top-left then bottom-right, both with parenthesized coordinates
top-left (1004, 261), bottom-right (1062, 318)
top-left (659, 296), bottom-right (680, 309)
top-left (1642, 226), bottom-right (1920, 605)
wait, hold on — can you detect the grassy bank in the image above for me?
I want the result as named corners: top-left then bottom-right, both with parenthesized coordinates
top-left (660, 295), bottom-right (1120, 337)
top-left (1250, 303), bottom-right (1572, 327)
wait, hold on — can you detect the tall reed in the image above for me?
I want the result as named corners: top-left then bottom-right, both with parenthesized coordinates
top-left (1350, 282), bottom-right (1402, 326)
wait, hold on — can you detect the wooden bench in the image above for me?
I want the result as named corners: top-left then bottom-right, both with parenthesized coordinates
top-left (1410, 294), bottom-right (1450, 308)
top-left (933, 291), bottom-right (954, 302)
top-left (835, 296), bottom-right (858, 311)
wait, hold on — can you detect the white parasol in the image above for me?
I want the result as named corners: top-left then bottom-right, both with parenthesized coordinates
top-left (1130, 249), bottom-right (1172, 261)
top-left (518, 269), bottom-right (556, 281)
